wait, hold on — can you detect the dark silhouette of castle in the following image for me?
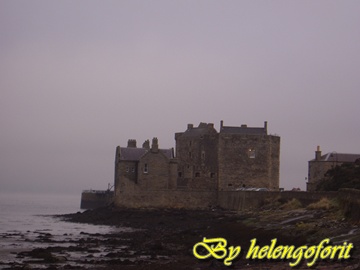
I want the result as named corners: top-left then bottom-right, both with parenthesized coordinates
top-left (114, 121), bottom-right (280, 208)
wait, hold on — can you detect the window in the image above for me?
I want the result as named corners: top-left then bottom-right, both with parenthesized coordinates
top-left (126, 167), bottom-right (129, 172)
top-left (144, 163), bottom-right (148, 173)
top-left (178, 172), bottom-right (182, 177)
top-left (201, 151), bottom-right (205, 160)
top-left (189, 152), bottom-right (192, 158)
top-left (132, 167), bottom-right (135, 173)
top-left (248, 149), bottom-right (256, 159)
top-left (195, 172), bottom-right (200, 177)
top-left (210, 173), bottom-right (215, 178)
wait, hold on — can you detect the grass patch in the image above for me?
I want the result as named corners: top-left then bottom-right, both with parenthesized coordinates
top-left (280, 198), bottom-right (303, 210)
top-left (296, 222), bottom-right (315, 231)
top-left (307, 197), bottom-right (338, 210)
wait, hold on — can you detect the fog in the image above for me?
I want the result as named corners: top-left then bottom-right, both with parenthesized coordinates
top-left (1, 1), bottom-right (360, 195)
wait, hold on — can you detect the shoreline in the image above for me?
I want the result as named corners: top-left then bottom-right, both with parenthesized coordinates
top-left (1, 205), bottom-right (360, 269)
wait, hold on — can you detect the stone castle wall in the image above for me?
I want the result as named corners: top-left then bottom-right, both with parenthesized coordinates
top-left (137, 150), bottom-right (174, 190)
top-left (175, 124), bottom-right (218, 191)
top-left (217, 134), bottom-right (280, 191)
top-left (217, 190), bottom-right (337, 211)
top-left (114, 188), bottom-right (360, 222)
top-left (115, 189), bottom-right (217, 209)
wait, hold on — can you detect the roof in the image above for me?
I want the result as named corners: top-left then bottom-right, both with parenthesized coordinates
top-left (313, 153), bottom-right (360, 163)
top-left (119, 147), bottom-right (173, 161)
top-left (220, 126), bottom-right (267, 135)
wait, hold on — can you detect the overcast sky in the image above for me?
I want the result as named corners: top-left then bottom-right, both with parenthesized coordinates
top-left (1, 1), bottom-right (360, 195)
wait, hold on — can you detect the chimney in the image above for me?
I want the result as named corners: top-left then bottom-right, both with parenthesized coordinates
top-left (187, 124), bottom-right (193, 130)
top-left (142, 140), bottom-right (150, 149)
top-left (127, 139), bottom-right (137, 148)
top-left (151, 137), bottom-right (159, 153)
top-left (241, 124), bottom-right (247, 128)
top-left (220, 120), bottom-right (224, 130)
top-left (264, 121), bottom-right (268, 134)
top-left (315, 145), bottom-right (321, 161)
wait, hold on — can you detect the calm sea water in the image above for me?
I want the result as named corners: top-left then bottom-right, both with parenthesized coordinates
top-left (0, 192), bottom-right (81, 231)
top-left (0, 192), bottom-right (115, 266)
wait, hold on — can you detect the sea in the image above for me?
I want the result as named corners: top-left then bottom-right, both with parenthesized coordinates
top-left (0, 192), bottom-right (115, 268)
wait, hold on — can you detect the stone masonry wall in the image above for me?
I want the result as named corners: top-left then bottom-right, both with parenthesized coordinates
top-left (338, 188), bottom-right (360, 221)
top-left (269, 135), bottom-right (280, 189)
top-left (114, 189), bottom-right (217, 209)
top-left (217, 190), bottom-right (337, 211)
top-left (175, 125), bottom-right (218, 191)
top-left (114, 188), bottom-right (360, 222)
top-left (137, 151), bottom-right (173, 190)
top-left (114, 160), bottom-right (138, 197)
top-left (218, 134), bottom-right (280, 190)
top-left (307, 161), bottom-right (337, 191)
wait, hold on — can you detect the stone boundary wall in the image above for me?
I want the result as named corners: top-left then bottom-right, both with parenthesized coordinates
top-left (114, 188), bottom-right (360, 221)
top-left (115, 190), bottom-right (217, 209)
top-left (218, 189), bottom-right (360, 221)
top-left (337, 188), bottom-right (360, 221)
top-left (80, 191), bottom-right (114, 209)
top-left (217, 191), bottom-right (337, 211)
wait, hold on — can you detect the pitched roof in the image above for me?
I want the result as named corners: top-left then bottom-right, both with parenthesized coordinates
top-left (119, 148), bottom-right (147, 161)
top-left (159, 149), bottom-right (174, 159)
top-left (313, 153), bottom-right (360, 163)
top-left (119, 147), bottom-right (173, 161)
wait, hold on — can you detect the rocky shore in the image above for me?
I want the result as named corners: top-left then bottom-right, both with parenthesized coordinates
top-left (2, 198), bottom-right (360, 269)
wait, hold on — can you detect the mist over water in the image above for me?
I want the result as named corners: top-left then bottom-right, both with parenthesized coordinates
top-left (0, 192), bottom-right (79, 231)
top-left (0, 192), bottom-right (116, 265)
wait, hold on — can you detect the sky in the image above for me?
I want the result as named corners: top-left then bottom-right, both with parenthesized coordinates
top-left (1, 0), bottom-right (360, 195)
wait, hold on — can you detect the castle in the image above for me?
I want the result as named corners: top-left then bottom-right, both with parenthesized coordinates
top-left (114, 121), bottom-right (280, 208)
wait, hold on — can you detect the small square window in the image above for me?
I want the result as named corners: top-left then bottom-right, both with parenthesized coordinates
top-left (144, 163), bottom-right (148, 173)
